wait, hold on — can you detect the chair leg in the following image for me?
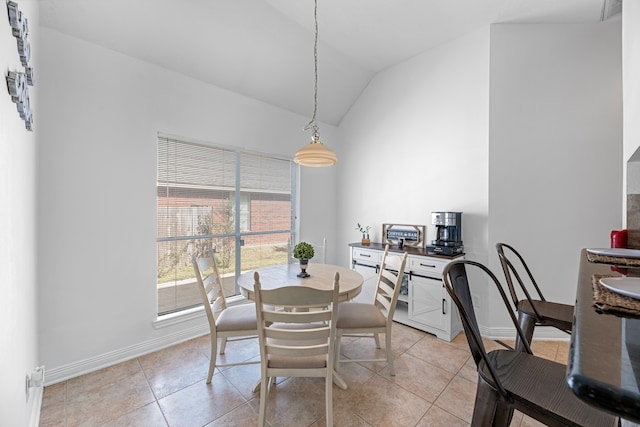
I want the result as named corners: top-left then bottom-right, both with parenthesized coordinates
top-left (334, 331), bottom-right (342, 371)
top-left (258, 374), bottom-right (269, 427)
top-left (268, 377), bottom-right (277, 391)
top-left (471, 376), bottom-right (511, 427)
top-left (325, 372), bottom-right (333, 427)
top-left (493, 401), bottom-right (514, 427)
top-left (374, 332), bottom-right (381, 348)
top-left (385, 329), bottom-right (395, 376)
top-left (207, 336), bottom-right (217, 384)
top-left (219, 336), bottom-right (228, 354)
top-left (516, 311), bottom-right (536, 351)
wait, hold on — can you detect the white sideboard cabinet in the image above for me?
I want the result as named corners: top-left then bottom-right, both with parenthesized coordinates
top-left (349, 243), bottom-right (463, 342)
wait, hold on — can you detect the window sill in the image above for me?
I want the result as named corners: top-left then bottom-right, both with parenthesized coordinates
top-left (153, 295), bottom-right (249, 329)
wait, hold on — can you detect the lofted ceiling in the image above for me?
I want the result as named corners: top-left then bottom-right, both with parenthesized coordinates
top-left (39, 0), bottom-right (617, 126)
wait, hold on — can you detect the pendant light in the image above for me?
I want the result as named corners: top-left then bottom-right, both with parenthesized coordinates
top-left (294, 0), bottom-right (337, 167)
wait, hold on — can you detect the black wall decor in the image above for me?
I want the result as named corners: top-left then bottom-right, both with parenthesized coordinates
top-left (6, 0), bottom-right (34, 131)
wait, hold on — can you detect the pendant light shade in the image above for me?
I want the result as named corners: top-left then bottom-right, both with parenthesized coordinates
top-left (294, 135), bottom-right (338, 167)
top-left (294, 0), bottom-right (337, 167)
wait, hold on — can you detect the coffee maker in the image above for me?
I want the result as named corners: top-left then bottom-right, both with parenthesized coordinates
top-left (427, 212), bottom-right (464, 255)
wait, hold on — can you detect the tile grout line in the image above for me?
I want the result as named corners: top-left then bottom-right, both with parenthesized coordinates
top-left (135, 357), bottom-right (171, 427)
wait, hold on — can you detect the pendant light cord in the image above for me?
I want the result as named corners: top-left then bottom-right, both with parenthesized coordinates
top-left (304, 0), bottom-right (320, 140)
top-left (293, 0), bottom-right (337, 165)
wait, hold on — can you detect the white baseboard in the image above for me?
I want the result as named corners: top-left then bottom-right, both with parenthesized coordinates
top-left (28, 385), bottom-right (43, 427)
top-left (44, 324), bottom-right (210, 385)
top-left (43, 321), bottom-right (568, 386)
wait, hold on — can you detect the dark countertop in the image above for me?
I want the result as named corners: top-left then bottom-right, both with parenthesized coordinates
top-left (566, 249), bottom-right (640, 422)
top-left (349, 242), bottom-right (464, 259)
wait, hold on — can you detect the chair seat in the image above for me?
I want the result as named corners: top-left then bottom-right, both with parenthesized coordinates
top-left (336, 302), bottom-right (386, 329)
top-left (481, 350), bottom-right (616, 426)
top-left (518, 299), bottom-right (574, 328)
top-left (216, 303), bottom-right (258, 332)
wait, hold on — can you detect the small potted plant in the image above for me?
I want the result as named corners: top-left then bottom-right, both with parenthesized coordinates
top-left (356, 223), bottom-right (371, 246)
top-left (293, 241), bottom-right (315, 278)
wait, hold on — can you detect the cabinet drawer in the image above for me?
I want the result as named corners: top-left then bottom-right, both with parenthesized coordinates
top-left (352, 248), bottom-right (381, 264)
top-left (409, 256), bottom-right (448, 277)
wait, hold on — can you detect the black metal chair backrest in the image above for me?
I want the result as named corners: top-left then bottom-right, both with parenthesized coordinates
top-left (496, 243), bottom-right (545, 319)
top-left (442, 259), bottom-right (534, 398)
top-left (445, 262), bottom-right (484, 366)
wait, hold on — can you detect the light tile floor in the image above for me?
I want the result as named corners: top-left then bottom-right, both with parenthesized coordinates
top-left (39, 324), bottom-right (569, 427)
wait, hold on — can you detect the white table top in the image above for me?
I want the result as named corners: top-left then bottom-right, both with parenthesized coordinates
top-left (237, 263), bottom-right (364, 302)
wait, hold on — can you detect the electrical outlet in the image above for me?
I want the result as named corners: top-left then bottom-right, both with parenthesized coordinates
top-left (25, 366), bottom-right (45, 402)
top-left (31, 366), bottom-right (45, 387)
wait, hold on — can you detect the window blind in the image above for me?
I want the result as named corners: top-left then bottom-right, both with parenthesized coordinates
top-left (157, 135), bottom-right (295, 315)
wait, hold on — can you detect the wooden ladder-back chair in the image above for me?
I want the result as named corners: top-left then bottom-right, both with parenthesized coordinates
top-left (253, 271), bottom-right (339, 427)
top-left (334, 245), bottom-right (408, 375)
top-left (289, 238), bottom-right (327, 264)
top-left (442, 259), bottom-right (617, 427)
top-left (192, 250), bottom-right (259, 384)
top-left (496, 243), bottom-right (573, 348)
top-left (310, 237), bottom-right (327, 264)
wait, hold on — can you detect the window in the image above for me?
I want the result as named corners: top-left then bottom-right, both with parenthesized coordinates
top-left (230, 193), bottom-right (251, 232)
top-left (157, 135), bottom-right (296, 316)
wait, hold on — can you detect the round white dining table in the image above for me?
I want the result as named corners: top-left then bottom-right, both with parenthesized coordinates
top-left (237, 263), bottom-right (364, 302)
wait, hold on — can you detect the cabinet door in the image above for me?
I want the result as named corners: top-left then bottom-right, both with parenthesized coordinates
top-left (409, 275), bottom-right (446, 330)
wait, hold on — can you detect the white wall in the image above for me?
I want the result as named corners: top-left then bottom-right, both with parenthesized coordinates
top-left (338, 21), bottom-right (622, 337)
top-left (488, 21), bottom-right (622, 333)
top-left (623, 2), bottom-right (640, 163)
top-left (38, 28), bottom-right (338, 382)
top-left (623, 0), bottom-right (640, 219)
top-left (298, 164), bottom-right (339, 263)
top-left (338, 27), bottom-right (491, 266)
top-left (0, 1), bottom-right (39, 425)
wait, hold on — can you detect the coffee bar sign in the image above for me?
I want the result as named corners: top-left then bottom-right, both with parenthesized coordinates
top-left (383, 223), bottom-right (426, 249)
top-left (5, 1), bottom-right (34, 131)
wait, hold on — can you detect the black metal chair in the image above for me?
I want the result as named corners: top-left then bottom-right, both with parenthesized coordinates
top-left (496, 243), bottom-right (573, 348)
top-left (442, 259), bottom-right (617, 427)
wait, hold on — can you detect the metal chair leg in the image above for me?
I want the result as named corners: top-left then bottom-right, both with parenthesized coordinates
top-left (471, 376), bottom-right (511, 427)
top-left (516, 311), bottom-right (536, 351)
